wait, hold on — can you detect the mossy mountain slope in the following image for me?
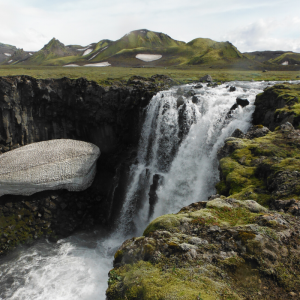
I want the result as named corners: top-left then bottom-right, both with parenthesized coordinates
top-left (1, 30), bottom-right (247, 67)
top-left (86, 31), bottom-right (245, 67)
top-left (245, 51), bottom-right (300, 66)
top-left (268, 52), bottom-right (300, 66)
top-left (20, 38), bottom-right (82, 66)
top-left (0, 43), bottom-right (17, 63)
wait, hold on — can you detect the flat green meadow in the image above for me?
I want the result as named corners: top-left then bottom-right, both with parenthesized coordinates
top-left (0, 65), bottom-right (299, 85)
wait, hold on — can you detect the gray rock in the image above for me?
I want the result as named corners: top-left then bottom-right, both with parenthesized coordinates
top-left (280, 122), bottom-right (294, 132)
top-left (0, 139), bottom-right (100, 197)
top-left (177, 96), bottom-right (184, 108)
top-left (176, 88), bottom-right (184, 95)
top-left (194, 84), bottom-right (203, 89)
top-left (199, 75), bottom-right (212, 82)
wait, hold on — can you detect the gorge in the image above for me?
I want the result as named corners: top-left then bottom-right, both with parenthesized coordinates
top-left (0, 76), bottom-right (300, 299)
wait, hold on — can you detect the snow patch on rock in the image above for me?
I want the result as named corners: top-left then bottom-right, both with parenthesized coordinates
top-left (4, 53), bottom-right (11, 57)
top-left (0, 139), bottom-right (100, 197)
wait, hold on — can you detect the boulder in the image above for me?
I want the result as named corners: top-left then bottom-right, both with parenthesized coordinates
top-left (236, 97), bottom-right (249, 107)
top-left (229, 86), bottom-right (236, 92)
top-left (176, 87), bottom-right (184, 95)
top-left (184, 90), bottom-right (196, 98)
top-left (192, 96), bottom-right (199, 104)
top-left (194, 84), bottom-right (203, 89)
top-left (199, 75), bottom-right (212, 82)
top-left (177, 96), bottom-right (184, 108)
top-left (0, 139), bottom-right (100, 197)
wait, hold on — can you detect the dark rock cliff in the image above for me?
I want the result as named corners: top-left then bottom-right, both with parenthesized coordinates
top-left (0, 74), bottom-right (175, 255)
top-left (252, 83), bottom-right (300, 130)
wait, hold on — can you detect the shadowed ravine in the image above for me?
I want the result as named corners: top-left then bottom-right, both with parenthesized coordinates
top-left (0, 81), bottom-right (284, 300)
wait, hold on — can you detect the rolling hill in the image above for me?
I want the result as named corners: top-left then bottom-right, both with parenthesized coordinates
top-left (245, 50), bottom-right (300, 66)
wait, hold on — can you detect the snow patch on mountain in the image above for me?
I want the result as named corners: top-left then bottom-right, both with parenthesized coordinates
top-left (136, 54), bottom-right (162, 62)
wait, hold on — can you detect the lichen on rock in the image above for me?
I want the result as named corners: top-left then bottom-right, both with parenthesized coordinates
top-left (217, 122), bottom-right (300, 206)
top-left (107, 198), bottom-right (300, 299)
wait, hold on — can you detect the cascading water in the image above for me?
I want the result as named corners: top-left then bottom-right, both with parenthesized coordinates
top-left (0, 81), bottom-right (289, 300)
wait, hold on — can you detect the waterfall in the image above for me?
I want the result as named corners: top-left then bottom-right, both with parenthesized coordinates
top-left (0, 81), bottom-right (278, 300)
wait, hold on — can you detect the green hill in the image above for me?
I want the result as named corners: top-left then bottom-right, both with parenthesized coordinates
top-left (268, 52), bottom-right (300, 65)
top-left (21, 38), bottom-right (82, 66)
top-left (77, 30), bottom-right (245, 67)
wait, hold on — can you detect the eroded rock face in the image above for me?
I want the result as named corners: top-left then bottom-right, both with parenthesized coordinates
top-left (0, 139), bottom-right (100, 197)
top-left (216, 122), bottom-right (300, 205)
top-left (252, 83), bottom-right (300, 130)
top-left (107, 198), bottom-right (300, 299)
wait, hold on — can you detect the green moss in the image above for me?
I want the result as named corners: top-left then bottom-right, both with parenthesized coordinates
top-left (238, 231), bottom-right (256, 244)
top-left (143, 214), bottom-right (183, 236)
top-left (106, 261), bottom-right (241, 300)
top-left (217, 126), bottom-right (300, 204)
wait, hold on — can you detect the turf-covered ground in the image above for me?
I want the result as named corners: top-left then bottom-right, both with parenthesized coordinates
top-left (0, 65), bottom-right (299, 85)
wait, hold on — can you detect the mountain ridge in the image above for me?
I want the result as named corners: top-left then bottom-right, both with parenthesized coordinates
top-left (1, 29), bottom-right (299, 67)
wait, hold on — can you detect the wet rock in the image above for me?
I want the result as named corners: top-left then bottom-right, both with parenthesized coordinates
top-left (176, 87), bottom-right (184, 95)
top-left (194, 84), bottom-right (203, 89)
top-left (236, 97), bottom-right (249, 107)
top-left (231, 128), bottom-right (245, 138)
top-left (177, 96), bottom-right (184, 108)
top-left (199, 74), bottom-right (212, 82)
top-left (148, 174), bottom-right (163, 219)
top-left (229, 86), bottom-right (236, 92)
top-left (252, 83), bottom-right (300, 130)
top-left (192, 96), bottom-right (199, 104)
top-left (207, 82), bottom-right (218, 88)
top-left (244, 125), bottom-right (270, 139)
top-left (184, 90), bottom-right (196, 98)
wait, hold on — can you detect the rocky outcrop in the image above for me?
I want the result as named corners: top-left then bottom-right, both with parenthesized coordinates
top-left (252, 83), bottom-right (300, 130)
top-left (216, 122), bottom-right (300, 206)
top-left (0, 140), bottom-right (100, 196)
top-left (107, 197), bottom-right (300, 299)
top-left (0, 74), bottom-right (175, 255)
top-left (199, 74), bottom-right (212, 82)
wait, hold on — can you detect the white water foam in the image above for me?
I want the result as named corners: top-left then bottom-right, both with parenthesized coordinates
top-left (1, 81), bottom-right (294, 300)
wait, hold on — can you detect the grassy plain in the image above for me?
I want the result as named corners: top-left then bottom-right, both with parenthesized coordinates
top-left (0, 65), bottom-right (299, 86)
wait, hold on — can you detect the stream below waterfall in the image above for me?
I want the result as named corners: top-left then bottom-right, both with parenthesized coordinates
top-left (0, 80), bottom-right (295, 300)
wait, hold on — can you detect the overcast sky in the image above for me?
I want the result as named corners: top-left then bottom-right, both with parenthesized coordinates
top-left (0, 0), bottom-right (299, 53)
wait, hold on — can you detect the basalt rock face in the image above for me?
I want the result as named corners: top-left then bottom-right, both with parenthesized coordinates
top-left (107, 198), bottom-right (300, 299)
top-left (0, 75), bottom-right (173, 152)
top-left (0, 74), bottom-right (174, 255)
top-left (252, 83), bottom-right (300, 130)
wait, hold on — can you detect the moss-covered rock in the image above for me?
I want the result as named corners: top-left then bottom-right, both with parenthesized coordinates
top-left (217, 123), bottom-right (300, 206)
top-left (252, 83), bottom-right (300, 130)
top-left (107, 198), bottom-right (300, 299)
